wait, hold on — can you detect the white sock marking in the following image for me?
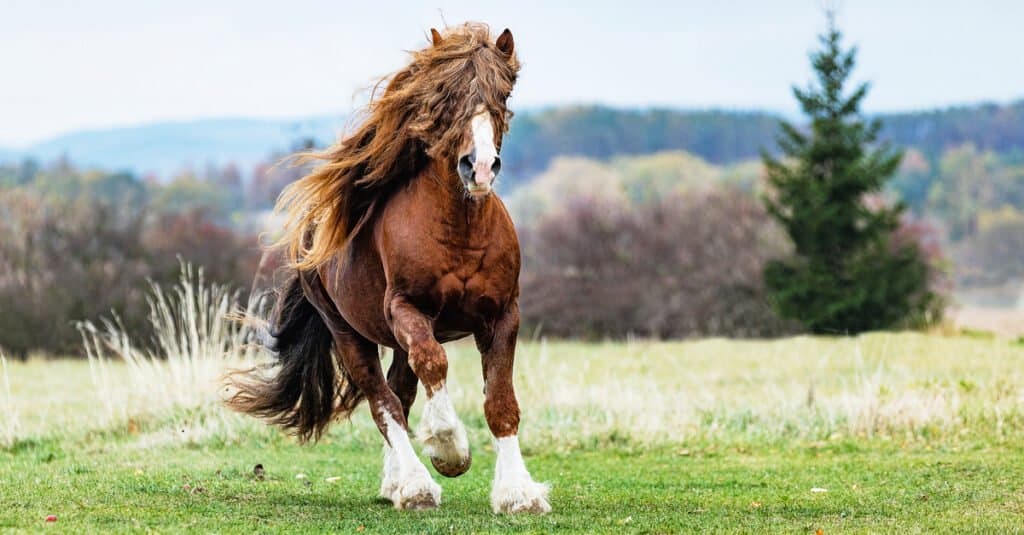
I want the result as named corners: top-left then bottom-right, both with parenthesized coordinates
top-left (379, 443), bottom-right (400, 498)
top-left (418, 385), bottom-right (470, 466)
top-left (381, 410), bottom-right (441, 509)
top-left (491, 435), bottom-right (551, 514)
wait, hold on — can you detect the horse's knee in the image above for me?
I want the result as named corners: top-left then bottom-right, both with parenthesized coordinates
top-left (408, 339), bottom-right (448, 390)
top-left (484, 393), bottom-right (520, 437)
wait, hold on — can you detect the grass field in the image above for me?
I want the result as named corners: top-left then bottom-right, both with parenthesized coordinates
top-left (3, 330), bottom-right (1024, 532)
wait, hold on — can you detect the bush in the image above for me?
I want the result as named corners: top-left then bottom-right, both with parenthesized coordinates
top-left (954, 210), bottom-right (1024, 288)
top-left (518, 188), bottom-right (797, 338)
top-left (0, 190), bottom-right (151, 357)
top-left (142, 208), bottom-right (263, 294)
top-left (0, 190), bottom-right (261, 357)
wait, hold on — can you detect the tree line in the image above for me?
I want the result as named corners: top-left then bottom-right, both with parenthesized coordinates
top-left (0, 161), bottom-right (268, 358)
top-left (498, 101), bottom-right (1024, 184)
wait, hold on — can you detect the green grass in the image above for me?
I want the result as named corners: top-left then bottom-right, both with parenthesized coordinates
top-left (3, 333), bottom-right (1024, 532)
top-left (2, 437), bottom-right (1023, 533)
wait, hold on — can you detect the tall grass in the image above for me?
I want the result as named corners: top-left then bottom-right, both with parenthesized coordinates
top-left (77, 264), bottom-right (266, 442)
top-left (0, 353), bottom-right (20, 447)
top-left (2, 264), bottom-right (1021, 449)
top-left (440, 335), bottom-right (1024, 447)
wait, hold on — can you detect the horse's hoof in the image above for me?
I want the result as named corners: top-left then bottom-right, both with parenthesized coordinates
top-left (431, 450), bottom-right (471, 477)
top-left (400, 491), bottom-right (439, 511)
top-left (492, 480), bottom-right (551, 514)
top-left (394, 473), bottom-right (441, 511)
top-left (379, 478), bottom-right (398, 501)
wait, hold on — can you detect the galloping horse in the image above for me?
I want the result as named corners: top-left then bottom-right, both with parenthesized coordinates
top-left (226, 23), bottom-right (550, 514)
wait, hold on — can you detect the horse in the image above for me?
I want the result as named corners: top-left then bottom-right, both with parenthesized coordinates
top-left (226, 23), bottom-right (550, 514)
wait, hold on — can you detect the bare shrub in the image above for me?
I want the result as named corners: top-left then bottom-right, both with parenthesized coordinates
top-left (0, 190), bottom-right (151, 357)
top-left (954, 213), bottom-right (1024, 288)
top-left (519, 188), bottom-right (797, 338)
top-left (890, 212), bottom-right (951, 323)
top-left (142, 208), bottom-right (263, 292)
top-left (0, 190), bottom-right (262, 357)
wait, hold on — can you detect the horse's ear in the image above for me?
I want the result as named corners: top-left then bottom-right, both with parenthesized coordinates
top-left (430, 28), bottom-right (443, 47)
top-left (495, 28), bottom-right (514, 57)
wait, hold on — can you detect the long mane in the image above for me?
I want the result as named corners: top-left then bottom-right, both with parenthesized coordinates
top-left (274, 22), bottom-right (520, 270)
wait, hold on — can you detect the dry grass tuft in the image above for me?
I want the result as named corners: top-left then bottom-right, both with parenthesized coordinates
top-left (0, 353), bottom-right (20, 447)
top-left (441, 334), bottom-right (1024, 446)
top-left (75, 264), bottom-right (266, 442)
top-left (2, 269), bottom-right (1022, 450)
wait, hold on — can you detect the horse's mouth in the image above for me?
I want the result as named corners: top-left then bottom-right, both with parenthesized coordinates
top-left (465, 183), bottom-right (492, 197)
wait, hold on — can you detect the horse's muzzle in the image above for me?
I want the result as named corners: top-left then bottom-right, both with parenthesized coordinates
top-left (458, 151), bottom-right (500, 196)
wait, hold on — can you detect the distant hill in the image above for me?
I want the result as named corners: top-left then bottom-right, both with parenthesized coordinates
top-left (500, 107), bottom-right (782, 179)
top-left (882, 100), bottom-right (1024, 156)
top-left (0, 116), bottom-right (346, 179)
top-left (1, 100), bottom-right (1022, 181)
top-left (500, 101), bottom-right (1024, 180)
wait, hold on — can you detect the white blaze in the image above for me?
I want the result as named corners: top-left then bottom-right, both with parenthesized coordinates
top-left (470, 109), bottom-right (498, 187)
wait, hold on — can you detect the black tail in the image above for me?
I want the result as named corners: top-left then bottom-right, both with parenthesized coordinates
top-left (225, 270), bottom-right (364, 442)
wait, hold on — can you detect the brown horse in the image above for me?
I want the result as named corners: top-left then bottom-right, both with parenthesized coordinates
top-left (226, 23), bottom-right (550, 514)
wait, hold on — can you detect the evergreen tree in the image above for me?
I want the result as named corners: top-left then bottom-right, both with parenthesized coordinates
top-left (762, 14), bottom-right (937, 334)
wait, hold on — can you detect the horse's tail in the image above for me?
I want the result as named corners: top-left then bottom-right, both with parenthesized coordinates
top-left (224, 270), bottom-right (364, 442)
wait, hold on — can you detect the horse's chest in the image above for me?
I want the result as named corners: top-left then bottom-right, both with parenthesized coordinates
top-left (434, 254), bottom-right (510, 319)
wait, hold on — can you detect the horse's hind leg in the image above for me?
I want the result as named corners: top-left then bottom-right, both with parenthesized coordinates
top-left (477, 305), bottom-right (550, 514)
top-left (386, 348), bottom-right (418, 421)
top-left (388, 297), bottom-right (471, 478)
top-left (303, 272), bottom-right (439, 510)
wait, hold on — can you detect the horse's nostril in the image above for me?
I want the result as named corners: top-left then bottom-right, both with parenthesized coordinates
top-left (458, 155), bottom-right (474, 179)
top-left (491, 156), bottom-right (501, 176)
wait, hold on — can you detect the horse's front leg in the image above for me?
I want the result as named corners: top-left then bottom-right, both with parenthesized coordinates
top-left (388, 297), bottom-right (471, 478)
top-left (328, 326), bottom-right (439, 510)
top-left (477, 304), bottom-right (551, 514)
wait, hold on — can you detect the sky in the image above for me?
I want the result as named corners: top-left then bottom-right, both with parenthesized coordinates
top-left (1, 0), bottom-right (1021, 147)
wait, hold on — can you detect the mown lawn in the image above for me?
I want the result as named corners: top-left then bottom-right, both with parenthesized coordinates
top-left (2, 437), bottom-right (1023, 533)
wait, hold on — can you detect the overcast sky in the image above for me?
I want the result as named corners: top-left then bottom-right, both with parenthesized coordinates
top-left (1, 0), bottom-right (1021, 146)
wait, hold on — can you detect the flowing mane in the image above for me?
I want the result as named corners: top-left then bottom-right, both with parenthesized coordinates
top-left (227, 24), bottom-right (549, 514)
top-left (275, 22), bottom-right (520, 270)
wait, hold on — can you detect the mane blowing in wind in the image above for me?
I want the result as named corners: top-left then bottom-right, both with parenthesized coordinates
top-left (275, 23), bottom-right (520, 270)
top-left (227, 22), bottom-right (547, 514)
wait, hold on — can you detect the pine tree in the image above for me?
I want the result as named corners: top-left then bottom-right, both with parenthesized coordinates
top-left (762, 14), bottom-right (937, 334)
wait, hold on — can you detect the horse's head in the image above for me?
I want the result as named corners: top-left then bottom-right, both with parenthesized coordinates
top-left (271, 24), bottom-right (520, 270)
top-left (399, 24), bottom-right (519, 199)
